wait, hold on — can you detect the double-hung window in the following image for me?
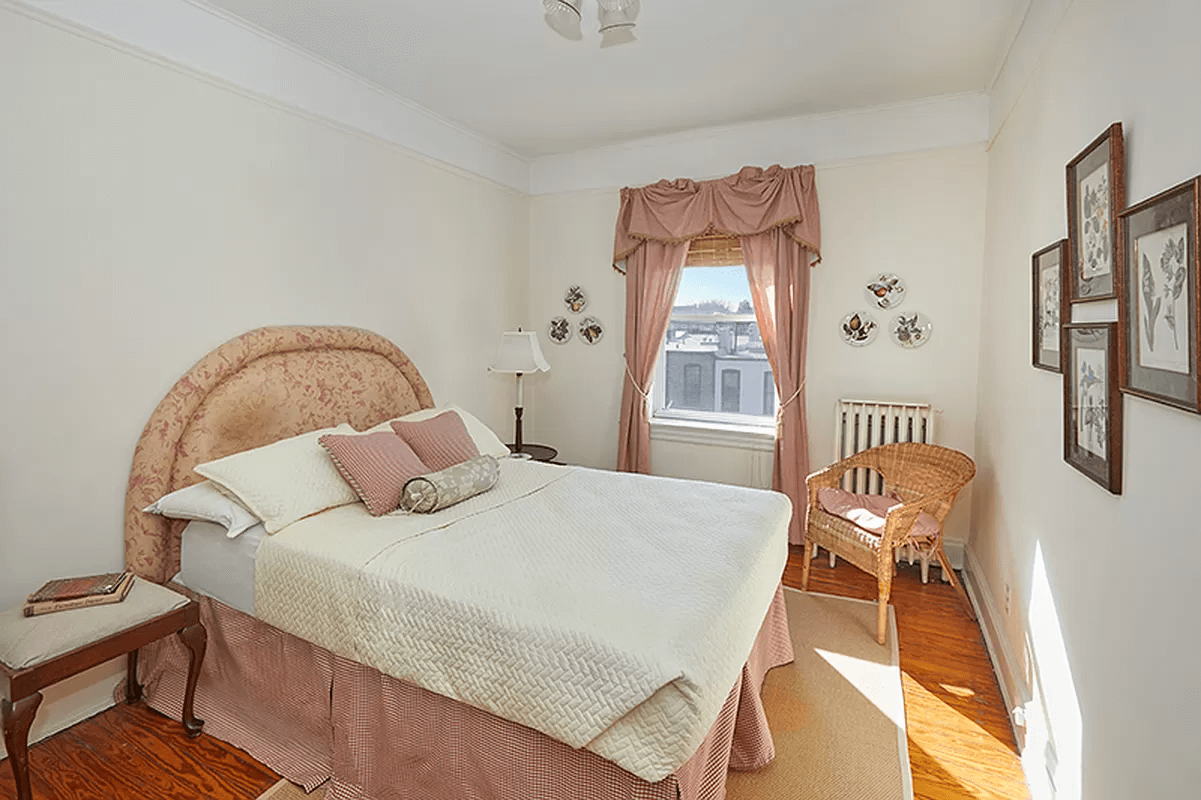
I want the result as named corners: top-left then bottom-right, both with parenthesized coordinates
top-left (652, 237), bottom-right (776, 438)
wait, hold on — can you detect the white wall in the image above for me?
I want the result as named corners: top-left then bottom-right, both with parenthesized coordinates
top-left (0, 6), bottom-right (528, 751)
top-left (971, 1), bottom-right (1201, 798)
top-left (528, 147), bottom-right (988, 551)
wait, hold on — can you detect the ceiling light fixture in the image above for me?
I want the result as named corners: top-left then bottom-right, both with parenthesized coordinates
top-left (544, 0), bottom-right (639, 46)
top-left (543, 0), bottom-right (583, 40)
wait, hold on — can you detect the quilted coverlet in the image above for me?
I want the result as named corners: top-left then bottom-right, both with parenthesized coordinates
top-left (254, 460), bottom-right (790, 782)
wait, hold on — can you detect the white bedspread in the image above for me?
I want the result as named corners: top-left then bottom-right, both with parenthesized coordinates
top-left (254, 460), bottom-right (790, 782)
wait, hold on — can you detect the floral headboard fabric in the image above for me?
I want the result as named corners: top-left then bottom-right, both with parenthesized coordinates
top-left (125, 326), bottom-right (435, 582)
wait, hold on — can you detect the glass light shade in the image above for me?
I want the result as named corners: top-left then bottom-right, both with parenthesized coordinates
top-left (543, 0), bottom-right (581, 18)
top-left (598, 5), bottom-right (637, 33)
top-left (489, 331), bottom-right (550, 374)
top-left (597, 0), bottom-right (635, 10)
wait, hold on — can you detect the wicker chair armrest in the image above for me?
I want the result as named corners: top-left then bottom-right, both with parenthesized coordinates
top-left (807, 450), bottom-right (888, 490)
top-left (878, 487), bottom-right (959, 549)
top-left (806, 462), bottom-right (849, 492)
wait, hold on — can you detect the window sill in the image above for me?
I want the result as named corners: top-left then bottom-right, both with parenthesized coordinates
top-left (649, 416), bottom-right (776, 452)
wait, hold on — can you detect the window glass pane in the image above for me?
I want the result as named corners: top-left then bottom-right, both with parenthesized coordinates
top-left (662, 267), bottom-right (772, 420)
top-left (683, 363), bottom-right (704, 408)
top-left (721, 369), bottom-right (741, 412)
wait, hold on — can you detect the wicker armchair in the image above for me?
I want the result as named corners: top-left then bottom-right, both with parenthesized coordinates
top-left (802, 442), bottom-right (976, 644)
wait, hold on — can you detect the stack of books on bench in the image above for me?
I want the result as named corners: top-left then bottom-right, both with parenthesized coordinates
top-left (23, 571), bottom-right (134, 617)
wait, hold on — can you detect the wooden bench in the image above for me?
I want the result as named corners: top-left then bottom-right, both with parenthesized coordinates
top-left (0, 577), bottom-right (206, 800)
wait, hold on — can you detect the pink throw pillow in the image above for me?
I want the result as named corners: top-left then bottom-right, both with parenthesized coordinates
top-left (390, 411), bottom-right (480, 472)
top-left (319, 431), bottom-right (429, 516)
top-left (816, 487), bottom-right (940, 541)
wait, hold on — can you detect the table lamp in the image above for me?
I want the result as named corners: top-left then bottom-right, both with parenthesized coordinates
top-left (488, 329), bottom-right (550, 453)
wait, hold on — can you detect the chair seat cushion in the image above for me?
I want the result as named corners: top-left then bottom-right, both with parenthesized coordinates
top-left (816, 487), bottom-right (940, 541)
top-left (0, 578), bottom-right (189, 671)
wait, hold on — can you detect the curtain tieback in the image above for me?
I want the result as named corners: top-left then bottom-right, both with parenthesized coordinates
top-left (624, 360), bottom-right (651, 401)
top-left (775, 381), bottom-right (805, 435)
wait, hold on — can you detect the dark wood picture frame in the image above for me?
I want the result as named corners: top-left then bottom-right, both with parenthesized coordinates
top-left (1063, 322), bottom-right (1123, 493)
top-left (1032, 239), bottom-right (1069, 372)
top-left (1066, 123), bottom-right (1125, 303)
top-left (1117, 177), bottom-right (1201, 413)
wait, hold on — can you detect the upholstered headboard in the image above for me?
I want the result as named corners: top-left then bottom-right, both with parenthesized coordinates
top-left (125, 326), bottom-right (435, 582)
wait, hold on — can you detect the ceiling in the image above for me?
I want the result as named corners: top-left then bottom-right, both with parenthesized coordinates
top-left (203, 0), bottom-right (1029, 159)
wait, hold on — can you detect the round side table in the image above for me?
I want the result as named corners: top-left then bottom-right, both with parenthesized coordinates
top-left (507, 443), bottom-right (558, 463)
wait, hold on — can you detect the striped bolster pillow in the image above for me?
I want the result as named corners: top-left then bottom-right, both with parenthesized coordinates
top-left (319, 431), bottom-right (429, 516)
top-left (390, 411), bottom-right (480, 472)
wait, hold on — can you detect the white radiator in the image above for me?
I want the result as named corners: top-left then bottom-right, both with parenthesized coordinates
top-left (833, 399), bottom-right (935, 494)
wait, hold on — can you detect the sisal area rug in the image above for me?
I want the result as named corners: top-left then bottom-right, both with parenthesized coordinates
top-left (725, 588), bottom-right (911, 800)
top-left (256, 588), bottom-right (910, 800)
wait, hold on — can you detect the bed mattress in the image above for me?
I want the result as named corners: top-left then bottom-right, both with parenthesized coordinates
top-left (174, 519), bottom-right (266, 616)
top-left (254, 459), bottom-right (791, 782)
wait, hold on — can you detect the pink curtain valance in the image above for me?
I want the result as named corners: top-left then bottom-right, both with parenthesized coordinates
top-left (613, 164), bottom-right (821, 271)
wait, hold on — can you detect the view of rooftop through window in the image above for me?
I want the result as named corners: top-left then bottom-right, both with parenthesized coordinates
top-left (660, 266), bottom-right (775, 420)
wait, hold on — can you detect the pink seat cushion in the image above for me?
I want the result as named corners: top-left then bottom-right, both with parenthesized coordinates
top-left (319, 432), bottom-right (429, 516)
top-left (816, 487), bottom-right (940, 541)
top-left (390, 411), bottom-right (480, 472)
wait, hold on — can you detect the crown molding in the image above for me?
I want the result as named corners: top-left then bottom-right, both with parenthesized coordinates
top-left (529, 94), bottom-right (991, 195)
top-left (10, 0), bottom-right (532, 193)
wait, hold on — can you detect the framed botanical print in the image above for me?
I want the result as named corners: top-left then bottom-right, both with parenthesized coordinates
top-left (1032, 239), bottom-right (1068, 372)
top-left (1066, 123), bottom-right (1125, 302)
top-left (1063, 322), bottom-right (1123, 493)
top-left (1118, 177), bottom-right (1201, 413)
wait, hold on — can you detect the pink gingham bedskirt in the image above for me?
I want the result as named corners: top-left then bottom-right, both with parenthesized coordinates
top-left (133, 584), bottom-right (793, 800)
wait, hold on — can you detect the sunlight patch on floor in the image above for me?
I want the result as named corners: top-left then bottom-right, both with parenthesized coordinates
top-left (941, 683), bottom-right (976, 698)
top-left (902, 672), bottom-right (1023, 794)
top-left (815, 648), bottom-right (906, 729)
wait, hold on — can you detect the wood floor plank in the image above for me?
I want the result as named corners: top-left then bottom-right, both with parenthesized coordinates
top-left (0, 703), bottom-right (279, 800)
top-left (794, 545), bottom-right (1029, 799)
top-left (0, 546), bottom-right (1029, 800)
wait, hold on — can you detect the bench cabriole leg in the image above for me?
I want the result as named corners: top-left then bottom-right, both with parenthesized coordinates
top-left (126, 649), bottom-right (142, 703)
top-left (177, 623), bottom-right (207, 737)
top-left (2, 692), bottom-right (43, 800)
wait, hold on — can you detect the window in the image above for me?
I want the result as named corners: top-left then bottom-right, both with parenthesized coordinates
top-left (683, 363), bottom-right (704, 408)
top-left (721, 370), bottom-right (741, 412)
top-left (655, 261), bottom-right (774, 428)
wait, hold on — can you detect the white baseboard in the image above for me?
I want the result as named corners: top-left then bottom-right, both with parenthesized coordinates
top-left (961, 545), bottom-right (1032, 751)
top-left (0, 659), bottom-right (122, 761)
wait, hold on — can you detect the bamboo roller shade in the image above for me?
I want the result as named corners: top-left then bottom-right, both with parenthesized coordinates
top-left (685, 234), bottom-right (744, 267)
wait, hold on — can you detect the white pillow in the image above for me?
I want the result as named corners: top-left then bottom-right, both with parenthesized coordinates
top-left (143, 480), bottom-right (262, 539)
top-left (368, 405), bottom-right (510, 459)
top-left (194, 423), bottom-right (359, 533)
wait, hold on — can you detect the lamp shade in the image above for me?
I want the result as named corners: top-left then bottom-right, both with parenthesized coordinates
top-left (489, 331), bottom-right (550, 374)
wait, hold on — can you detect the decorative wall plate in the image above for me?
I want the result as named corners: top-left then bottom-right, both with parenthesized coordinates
top-left (890, 312), bottom-right (933, 348)
top-left (840, 311), bottom-right (878, 346)
top-left (564, 285), bottom-right (588, 314)
top-left (548, 316), bottom-right (571, 344)
top-left (865, 273), bottom-right (907, 309)
top-left (578, 316), bottom-right (604, 345)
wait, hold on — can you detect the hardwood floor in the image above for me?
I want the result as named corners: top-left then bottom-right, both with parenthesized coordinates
top-left (790, 546), bottom-right (1029, 800)
top-left (0, 699), bottom-right (279, 800)
top-left (1, 548), bottom-right (1028, 800)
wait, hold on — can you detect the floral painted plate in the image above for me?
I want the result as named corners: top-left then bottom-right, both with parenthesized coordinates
top-left (564, 285), bottom-right (588, 314)
top-left (890, 312), bottom-right (933, 348)
top-left (548, 316), bottom-right (571, 344)
top-left (578, 316), bottom-right (604, 345)
top-left (840, 311), bottom-right (878, 346)
top-left (865, 273), bottom-right (907, 310)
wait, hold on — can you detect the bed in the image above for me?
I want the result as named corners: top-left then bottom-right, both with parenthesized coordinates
top-left (123, 325), bottom-right (794, 800)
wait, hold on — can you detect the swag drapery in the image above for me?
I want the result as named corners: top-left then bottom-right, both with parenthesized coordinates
top-left (613, 164), bottom-right (820, 545)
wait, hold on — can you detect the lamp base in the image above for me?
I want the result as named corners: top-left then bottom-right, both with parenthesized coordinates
top-left (513, 406), bottom-right (524, 452)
